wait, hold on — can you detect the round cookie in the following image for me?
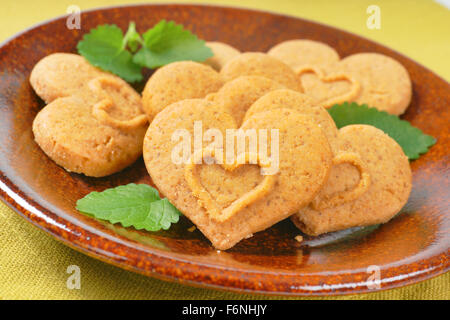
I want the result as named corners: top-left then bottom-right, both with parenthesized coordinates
top-left (204, 42), bottom-right (240, 71)
top-left (220, 52), bottom-right (303, 92)
top-left (334, 53), bottom-right (412, 115)
top-left (244, 89), bottom-right (339, 153)
top-left (30, 53), bottom-right (110, 103)
top-left (206, 76), bottom-right (285, 126)
top-left (144, 101), bottom-right (333, 250)
top-left (141, 61), bottom-right (224, 120)
top-left (33, 78), bottom-right (148, 177)
top-left (292, 124), bottom-right (412, 236)
top-left (268, 39), bottom-right (340, 71)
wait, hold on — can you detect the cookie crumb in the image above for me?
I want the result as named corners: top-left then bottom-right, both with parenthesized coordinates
top-left (187, 226), bottom-right (196, 232)
top-left (295, 235), bottom-right (303, 243)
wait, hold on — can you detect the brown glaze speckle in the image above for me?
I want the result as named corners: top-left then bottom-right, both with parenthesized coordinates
top-left (0, 4), bottom-right (448, 296)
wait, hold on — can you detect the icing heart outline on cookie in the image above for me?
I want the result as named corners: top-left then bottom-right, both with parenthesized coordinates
top-left (30, 53), bottom-right (149, 177)
top-left (144, 100), bottom-right (334, 249)
top-left (89, 77), bottom-right (149, 131)
top-left (185, 147), bottom-right (277, 222)
top-left (241, 88), bottom-right (370, 210)
top-left (296, 65), bottom-right (361, 108)
top-left (310, 152), bottom-right (371, 210)
top-left (292, 124), bottom-right (411, 236)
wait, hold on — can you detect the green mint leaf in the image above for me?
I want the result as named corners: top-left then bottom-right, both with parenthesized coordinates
top-left (122, 22), bottom-right (142, 53)
top-left (77, 24), bottom-right (143, 82)
top-left (133, 20), bottom-right (213, 69)
top-left (76, 183), bottom-right (181, 231)
top-left (328, 102), bottom-right (436, 159)
top-left (135, 198), bottom-right (181, 231)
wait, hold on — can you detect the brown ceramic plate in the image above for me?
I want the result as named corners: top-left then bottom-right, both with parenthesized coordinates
top-left (0, 4), bottom-right (448, 296)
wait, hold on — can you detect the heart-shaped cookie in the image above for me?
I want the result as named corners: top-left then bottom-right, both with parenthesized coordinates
top-left (185, 148), bottom-right (276, 222)
top-left (31, 53), bottom-right (148, 177)
top-left (141, 53), bottom-right (304, 125)
top-left (292, 124), bottom-right (412, 236)
top-left (267, 40), bottom-right (412, 115)
top-left (244, 89), bottom-right (338, 152)
top-left (267, 39), bottom-right (356, 111)
top-left (245, 89), bottom-right (371, 211)
top-left (143, 99), bottom-right (333, 249)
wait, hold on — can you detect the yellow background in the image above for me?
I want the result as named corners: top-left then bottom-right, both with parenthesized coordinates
top-left (0, 0), bottom-right (449, 299)
top-left (2, 0), bottom-right (450, 81)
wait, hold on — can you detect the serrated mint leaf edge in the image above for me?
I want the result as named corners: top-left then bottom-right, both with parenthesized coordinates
top-left (76, 183), bottom-right (181, 232)
top-left (133, 20), bottom-right (213, 68)
top-left (76, 24), bottom-right (143, 82)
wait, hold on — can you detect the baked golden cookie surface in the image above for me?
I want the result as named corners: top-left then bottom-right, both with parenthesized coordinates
top-left (292, 124), bottom-right (412, 236)
top-left (204, 42), bottom-right (241, 71)
top-left (141, 61), bottom-right (224, 120)
top-left (206, 76), bottom-right (285, 126)
top-left (244, 89), bottom-right (339, 153)
top-left (266, 41), bottom-right (412, 114)
top-left (220, 52), bottom-right (303, 92)
top-left (334, 53), bottom-right (412, 115)
top-left (267, 39), bottom-right (340, 71)
top-left (33, 93), bottom-right (146, 177)
top-left (144, 100), bottom-right (333, 250)
top-left (266, 40), bottom-right (359, 108)
top-left (246, 89), bottom-right (372, 219)
top-left (296, 66), bottom-right (361, 108)
top-left (30, 54), bottom-right (148, 177)
top-left (30, 53), bottom-right (110, 103)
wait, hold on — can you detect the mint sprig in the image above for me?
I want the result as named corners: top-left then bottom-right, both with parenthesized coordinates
top-left (77, 20), bottom-right (213, 82)
top-left (77, 24), bottom-right (143, 82)
top-left (133, 20), bottom-right (213, 69)
top-left (122, 22), bottom-right (143, 53)
top-left (328, 102), bottom-right (436, 159)
top-left (76, 183), bottom-right (181, 231)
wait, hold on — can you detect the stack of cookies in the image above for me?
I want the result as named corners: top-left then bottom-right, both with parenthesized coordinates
top-left (29, 39), bottom-right (412, 250)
